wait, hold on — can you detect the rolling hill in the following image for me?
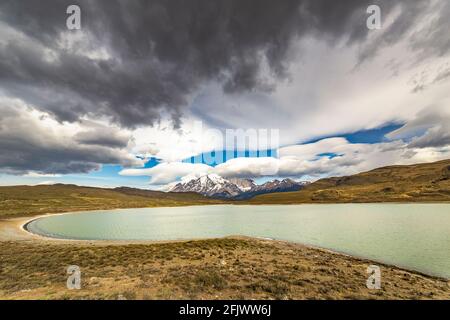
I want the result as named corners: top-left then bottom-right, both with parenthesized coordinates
top-left (0, 184), bottom-right (222, 218)
top-left (248, 159), bottom-right (450, 204)
top-left (1, 159), bottom-right (449, 219)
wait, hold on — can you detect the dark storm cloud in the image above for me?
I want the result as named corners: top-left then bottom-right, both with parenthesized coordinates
top-left (409, 0), bottom-right (450, 58)
top-left (0, 0), bottom-right (433, 129)
top-left (0, 103), bottom-right (140, 175)
top-left (387, 106), bottom-right (450, 149)
top-left (404, 108), bottom-right (450, 149)
top-left (357, 0), bottom-right (450, 64)
top-left (74, 125), bottom-right (131, 148)
top-left (408, 125), bottom-right (450, 149)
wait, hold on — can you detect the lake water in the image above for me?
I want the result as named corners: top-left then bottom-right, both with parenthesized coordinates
top-left (26, 204), bottom-right (450, 278)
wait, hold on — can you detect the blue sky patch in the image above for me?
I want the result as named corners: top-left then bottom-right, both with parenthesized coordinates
top-left (183, 149), bottom-right (278, 166)
top-left (303, 123), bottom-right (404, 145)
top-left (317, 152), bottom-right (343, 159)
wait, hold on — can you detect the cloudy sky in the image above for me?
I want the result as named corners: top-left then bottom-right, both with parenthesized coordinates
top-left (0, 0), bottom-right (449, 189)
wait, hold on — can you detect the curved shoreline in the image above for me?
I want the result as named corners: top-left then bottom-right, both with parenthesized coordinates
top-left (13, 208), bottom-right (450, 281)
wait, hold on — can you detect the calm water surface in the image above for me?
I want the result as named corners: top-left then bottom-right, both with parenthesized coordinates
top-left (26, 204), bottom-right (450, 278)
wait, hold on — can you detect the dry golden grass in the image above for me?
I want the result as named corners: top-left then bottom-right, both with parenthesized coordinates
top-left (0, 184), bottom-right (222, 219)
top-left (1, 160), bottom-right (449, 300)
top-left (0, 238), bottom-right (448, 300)
top-left (248, 159), bottom-right (450, 204)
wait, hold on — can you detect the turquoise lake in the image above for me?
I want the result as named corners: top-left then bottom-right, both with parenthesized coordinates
top-left (26, 204), bottom-right (450, 278)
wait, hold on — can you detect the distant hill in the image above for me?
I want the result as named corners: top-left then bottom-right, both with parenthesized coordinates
top-left (1, 159), bottom-right (449, 218)
top-left (0, 184), bottom-right (222, 218)
top-left (248, 159), bottom-right (450, 204)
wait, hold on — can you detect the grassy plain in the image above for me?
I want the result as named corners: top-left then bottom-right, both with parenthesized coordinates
top-left (0, 237), bottom-right (448, 300)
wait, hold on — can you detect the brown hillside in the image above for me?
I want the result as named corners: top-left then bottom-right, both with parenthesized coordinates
top-left (248, 159), bottom-right (450, 204)
top-left (0, 184), bottom-right (222, 219)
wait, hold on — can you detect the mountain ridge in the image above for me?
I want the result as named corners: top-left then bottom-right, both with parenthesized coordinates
top-left (1, 159), bottom-right (449, 219)
top-left (170, 174), bottom-right (308, 199)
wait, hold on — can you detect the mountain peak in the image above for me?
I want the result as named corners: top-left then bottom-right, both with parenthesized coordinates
top-left (170, 174), bottom-right (242, 198)
top-left (227, 177), bottom-right (256, 192)
top-left (200, 173), bottom-right (226, 184)
top-left (170, 174), bottom-right (306, 199)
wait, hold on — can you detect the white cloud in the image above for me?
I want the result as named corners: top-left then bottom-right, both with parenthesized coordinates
top-left (130, 118), bottom-right (223, 162)
top-left (24, 172), bottom-right (62, 178)
top-left (214, 157), bottom-right (281, 178)
top-left (123, 4), bottom-right (450, 175)
top-left (119, 162), bottom-right (211, 185)
top-left (188, 26), bottom-right (450, 147)
top-left (120, 133), bottom-right (450, 188)
top-left (37, 180), bottom-right (58, 186)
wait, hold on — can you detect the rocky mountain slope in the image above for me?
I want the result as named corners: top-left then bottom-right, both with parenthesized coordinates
top-left (170, 174), bottom-right (307, 199)
top-left (233, 178), bottom-right (309, 200)
top-left (170, 174), bottom-right (243, 198)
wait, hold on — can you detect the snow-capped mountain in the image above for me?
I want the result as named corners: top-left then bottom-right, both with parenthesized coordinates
top-left (227, 177), bottom-right (257, 192)
top-left (170, 174), bottom-right (243, 198)
top-left (232, 178), bottom-right (309, 200)
top-left (169, 174), bottom-right (308, 199)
